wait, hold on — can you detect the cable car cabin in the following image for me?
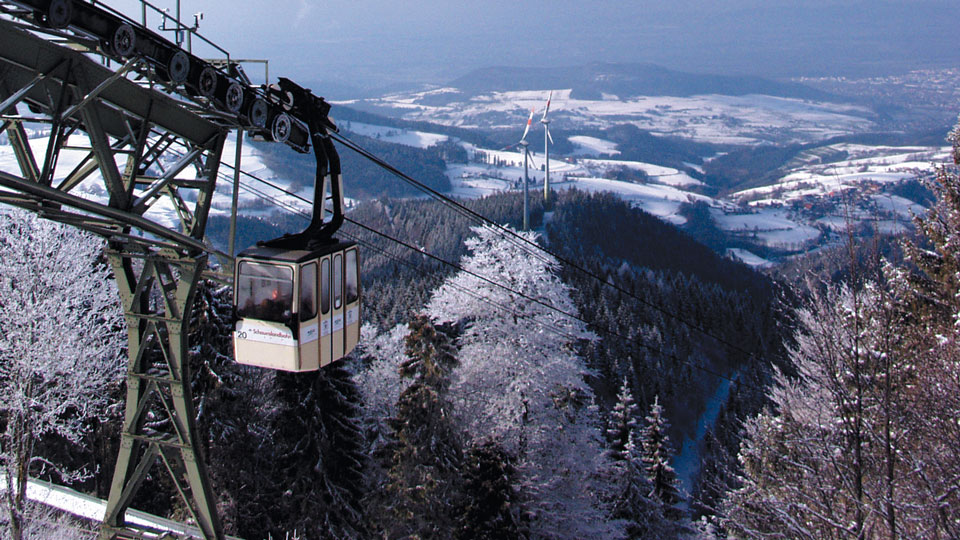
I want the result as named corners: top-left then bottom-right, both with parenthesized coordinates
top-left (233, 242), bottom-right (361, 372)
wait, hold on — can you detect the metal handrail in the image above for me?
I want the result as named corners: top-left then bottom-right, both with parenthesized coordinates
top-left (91, 0), bottom-right (230, 61)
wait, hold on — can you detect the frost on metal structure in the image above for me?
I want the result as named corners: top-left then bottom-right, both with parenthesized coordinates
top-left (0, 1), bottom-right (261, 537)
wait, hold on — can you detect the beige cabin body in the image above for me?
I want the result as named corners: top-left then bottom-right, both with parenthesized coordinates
top-left (233, 242), bottom-right (360, 371)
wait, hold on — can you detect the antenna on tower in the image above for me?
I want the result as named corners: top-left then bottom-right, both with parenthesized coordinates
top-left (540, 90), bottom-right (554, 203)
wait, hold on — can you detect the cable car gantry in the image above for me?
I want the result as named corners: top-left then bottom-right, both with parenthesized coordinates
top-left (0, 1), bottom-right (358, 538)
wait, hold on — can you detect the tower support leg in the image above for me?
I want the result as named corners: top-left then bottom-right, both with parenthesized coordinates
top-left (100, 250), bottom-right (223, 540)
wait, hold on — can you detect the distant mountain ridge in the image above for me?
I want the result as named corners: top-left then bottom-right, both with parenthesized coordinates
top-left (448, 62), bottom-right (841, 102)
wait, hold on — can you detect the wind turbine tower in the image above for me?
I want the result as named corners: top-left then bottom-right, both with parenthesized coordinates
top-left (541, 91), bottom-right (554, 202)
top-left (518, 107), bottom-right (536, 230)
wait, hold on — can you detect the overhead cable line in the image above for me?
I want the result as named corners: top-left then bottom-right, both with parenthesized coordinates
top-left (232, 163), bottom-right (739, 385)
top-left (232, 179), bottom-right (587, 345)
top-left (329, 131), bottom-right (560, 267)
top-left (329, 131), bottom-right (761, 362)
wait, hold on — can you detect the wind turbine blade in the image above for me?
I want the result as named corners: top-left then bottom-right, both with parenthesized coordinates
top-left (521, 107), bottom-right (535, 142)
top-left (541, 90), bottom-right (553, 122)
top-left (546, 125), bottom-right (554, 145)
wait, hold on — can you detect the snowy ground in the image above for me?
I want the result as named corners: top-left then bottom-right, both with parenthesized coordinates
top-left (341, 120), bottom-right (449, 148)
top-left (449, 138), bottom-right (718, 224)
top-left (734, 144), bottom-right (950, 205)
top-left (726, 248), bottom-right (775, 268)
top-left (0, 474), bottom-right (240, 539)
top-left (338, 88), bottom-right (877, 145)
top-left (712, 209), bottom-right (821, 250)
top-left (579, 158), bottom-right (703, 187)
top-left (329, 120), bottom-right (947, 257)
top-left (673, 373), bottom-right (738, 504)
top-left (569, 135), bottom-right (620, 156)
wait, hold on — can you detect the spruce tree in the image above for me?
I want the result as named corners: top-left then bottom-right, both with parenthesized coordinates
top-left (379, 314), bottom-right (463, 538)
top-left (607, 377), bottom-right (641, 459)
top-left (188, 280), bottom-right (277, 536)
top-left (608, 380), bottom-right (675, 539)
top-left (641, 396), bottom-right (681, 510)
top-left (456, 441), bottom-right (520, 540)
top-left (269, 364), bottom-right (367, 539)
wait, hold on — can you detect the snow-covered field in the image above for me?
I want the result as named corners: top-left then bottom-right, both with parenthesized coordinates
top-left (579, 158), bottom-right (703, 187)
top-left (445, 136), bottom-right (717, 223)
top-left (726, 248), bottom-right (775, 268)
top-left (338, 88), bottom-right (877, 145)
top-left (341, 120), bottom-right (449, 148)
top-left (569, 135), bottom-right (619, 156)
top-left (712, 209), bottom-right (821, 249)
top-left (734, 144), bottom-right (950, 206)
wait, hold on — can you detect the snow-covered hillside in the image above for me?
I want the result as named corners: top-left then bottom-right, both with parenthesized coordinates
top-left (339, 88), bottom-right (876, 145)
top-left (735, 144), bottom-right (949, 205)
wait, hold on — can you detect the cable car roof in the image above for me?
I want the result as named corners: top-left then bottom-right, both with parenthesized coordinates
top-left (237, 239), bottom-right (358, 264)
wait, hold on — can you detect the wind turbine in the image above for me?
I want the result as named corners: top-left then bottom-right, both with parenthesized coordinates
top-left (540, 90), bottom-right (554, 202)
top-left (518, 107), bottom-right (536, 231)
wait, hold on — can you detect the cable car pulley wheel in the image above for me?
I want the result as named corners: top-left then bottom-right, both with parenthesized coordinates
top-left (198, 67), bottom-right (218, 98)
top-left (249, 98), bottom-right (268, 128)
top-left (224, 82), bottom-right (244, 114)
top-left (45, 0), bottom-right (72, 29)
top-left (271, 112), bottom-right (291, 143)
top-left (167, 51), bottom-right (190, 84)
top-left (110, 23), bottom-right (136, 57)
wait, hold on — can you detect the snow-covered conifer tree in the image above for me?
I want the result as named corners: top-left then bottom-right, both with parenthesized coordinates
top-left (456, 440), bottom-right (520, 540)
top-left (269, 364), bottom-right (367, 539)
top-left (607, 380), bottom-right (675, 539)
top-left (377, 315), bottom-right (463, 538)
top-left (427, 225), bottom-right (622, 539)
top-left (607, 377), bottom-right (641, 460)
top-left (0, 210), bottom-right (123, 539)
top-left (641, 396), bottom-right (681, 510)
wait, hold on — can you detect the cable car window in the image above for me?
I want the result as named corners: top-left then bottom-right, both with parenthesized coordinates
top-left (333, 253), bottom-right (342, 310)
top-left (300, 262), bottom-right (317, 321)
top-left (345, 249), bottom-right (358, 305)
top-left (320, 258), bottom-right (330, 315)
top-left (237, 262), bottom-right (294, 323)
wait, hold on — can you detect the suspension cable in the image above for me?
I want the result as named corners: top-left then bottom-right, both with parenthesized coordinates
top-left (233, 166), bottom-right (739, 384)
top-left (330, 131), bottom-right (761, 362)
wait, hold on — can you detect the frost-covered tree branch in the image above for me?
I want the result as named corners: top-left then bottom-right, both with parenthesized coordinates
top-left (0, 210), bottom-right (123, 540)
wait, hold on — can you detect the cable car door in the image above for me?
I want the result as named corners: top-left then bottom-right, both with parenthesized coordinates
top-left (319, 255), bottom-right (332, 367)
top-left (344, 248), bottom-right (360, 354)
top-left (297, 261), bottom-right (319, 371)
top-left (330, 252), bottom-right (345, 363)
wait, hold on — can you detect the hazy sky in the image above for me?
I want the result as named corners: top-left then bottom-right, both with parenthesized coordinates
top-left (108, 1), bottom-right (959, 92)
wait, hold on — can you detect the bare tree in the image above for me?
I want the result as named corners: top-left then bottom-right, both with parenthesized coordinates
top-left (0, 210), bottom-right (123, 540)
